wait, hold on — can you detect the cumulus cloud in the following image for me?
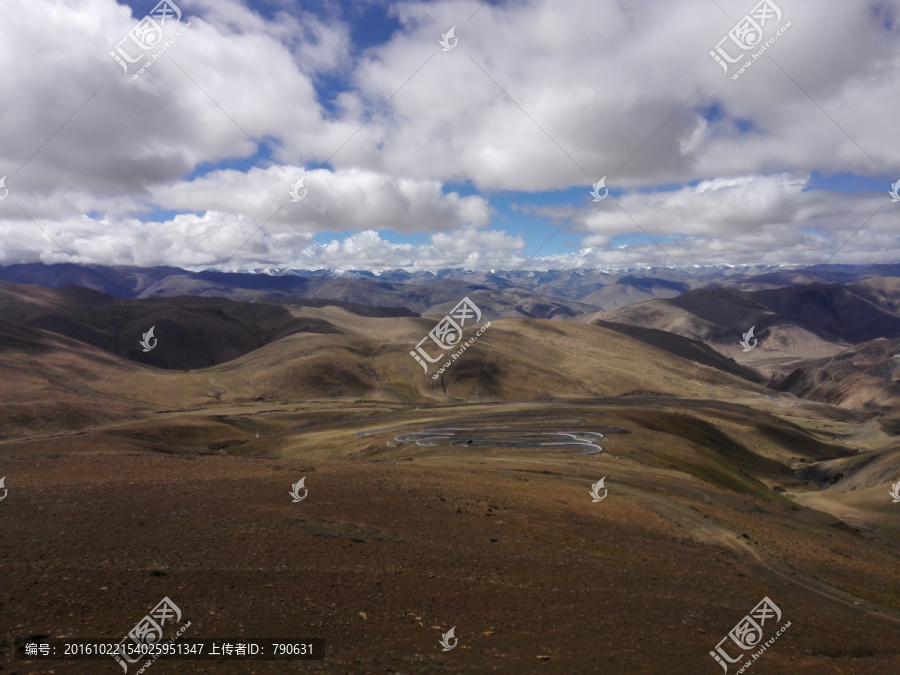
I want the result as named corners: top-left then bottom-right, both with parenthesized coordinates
top-left (0, 0), bottom-right (898, 270)
top-left (571, 173), bottom-right (896, 267)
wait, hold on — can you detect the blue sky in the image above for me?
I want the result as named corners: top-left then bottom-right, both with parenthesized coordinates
top-left (1, 0), bottom-right (898, 270)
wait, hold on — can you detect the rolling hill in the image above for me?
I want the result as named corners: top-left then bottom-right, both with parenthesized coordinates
top-left (3, 271), bottom-right (900, 672)
top-left (595, 283), bottom-right (900, 373)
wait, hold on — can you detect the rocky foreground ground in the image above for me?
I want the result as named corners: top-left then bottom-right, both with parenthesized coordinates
top-left (2, 449), bottom-right (900, 674)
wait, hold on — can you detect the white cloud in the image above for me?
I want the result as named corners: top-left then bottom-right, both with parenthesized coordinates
top-left (569, 173), bottom-right (896, 267)
top-left (150, 165), bottom-right (491, 231)
top-left (1, 0), bottom-right (899, 270)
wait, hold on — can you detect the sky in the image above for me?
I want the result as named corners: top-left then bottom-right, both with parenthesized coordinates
top-left (0, 0), bottom-right (898, 272)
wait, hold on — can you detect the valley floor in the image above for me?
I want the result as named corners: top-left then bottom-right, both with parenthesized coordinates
top-left (2, 401), bottom-right (900, 673)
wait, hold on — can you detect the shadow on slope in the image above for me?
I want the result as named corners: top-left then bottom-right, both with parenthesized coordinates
top-left (591, 319), bottom-right (765, 383)
top-left (0, 280), bottom-right (347, 370)
top-left (773, 338), bottom-right (900, 412)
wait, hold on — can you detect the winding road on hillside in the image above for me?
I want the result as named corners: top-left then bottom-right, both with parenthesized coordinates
top-left (393, 428), bottom-right (605, 454)
top-left (572, 472), bottom-right (900, 628)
